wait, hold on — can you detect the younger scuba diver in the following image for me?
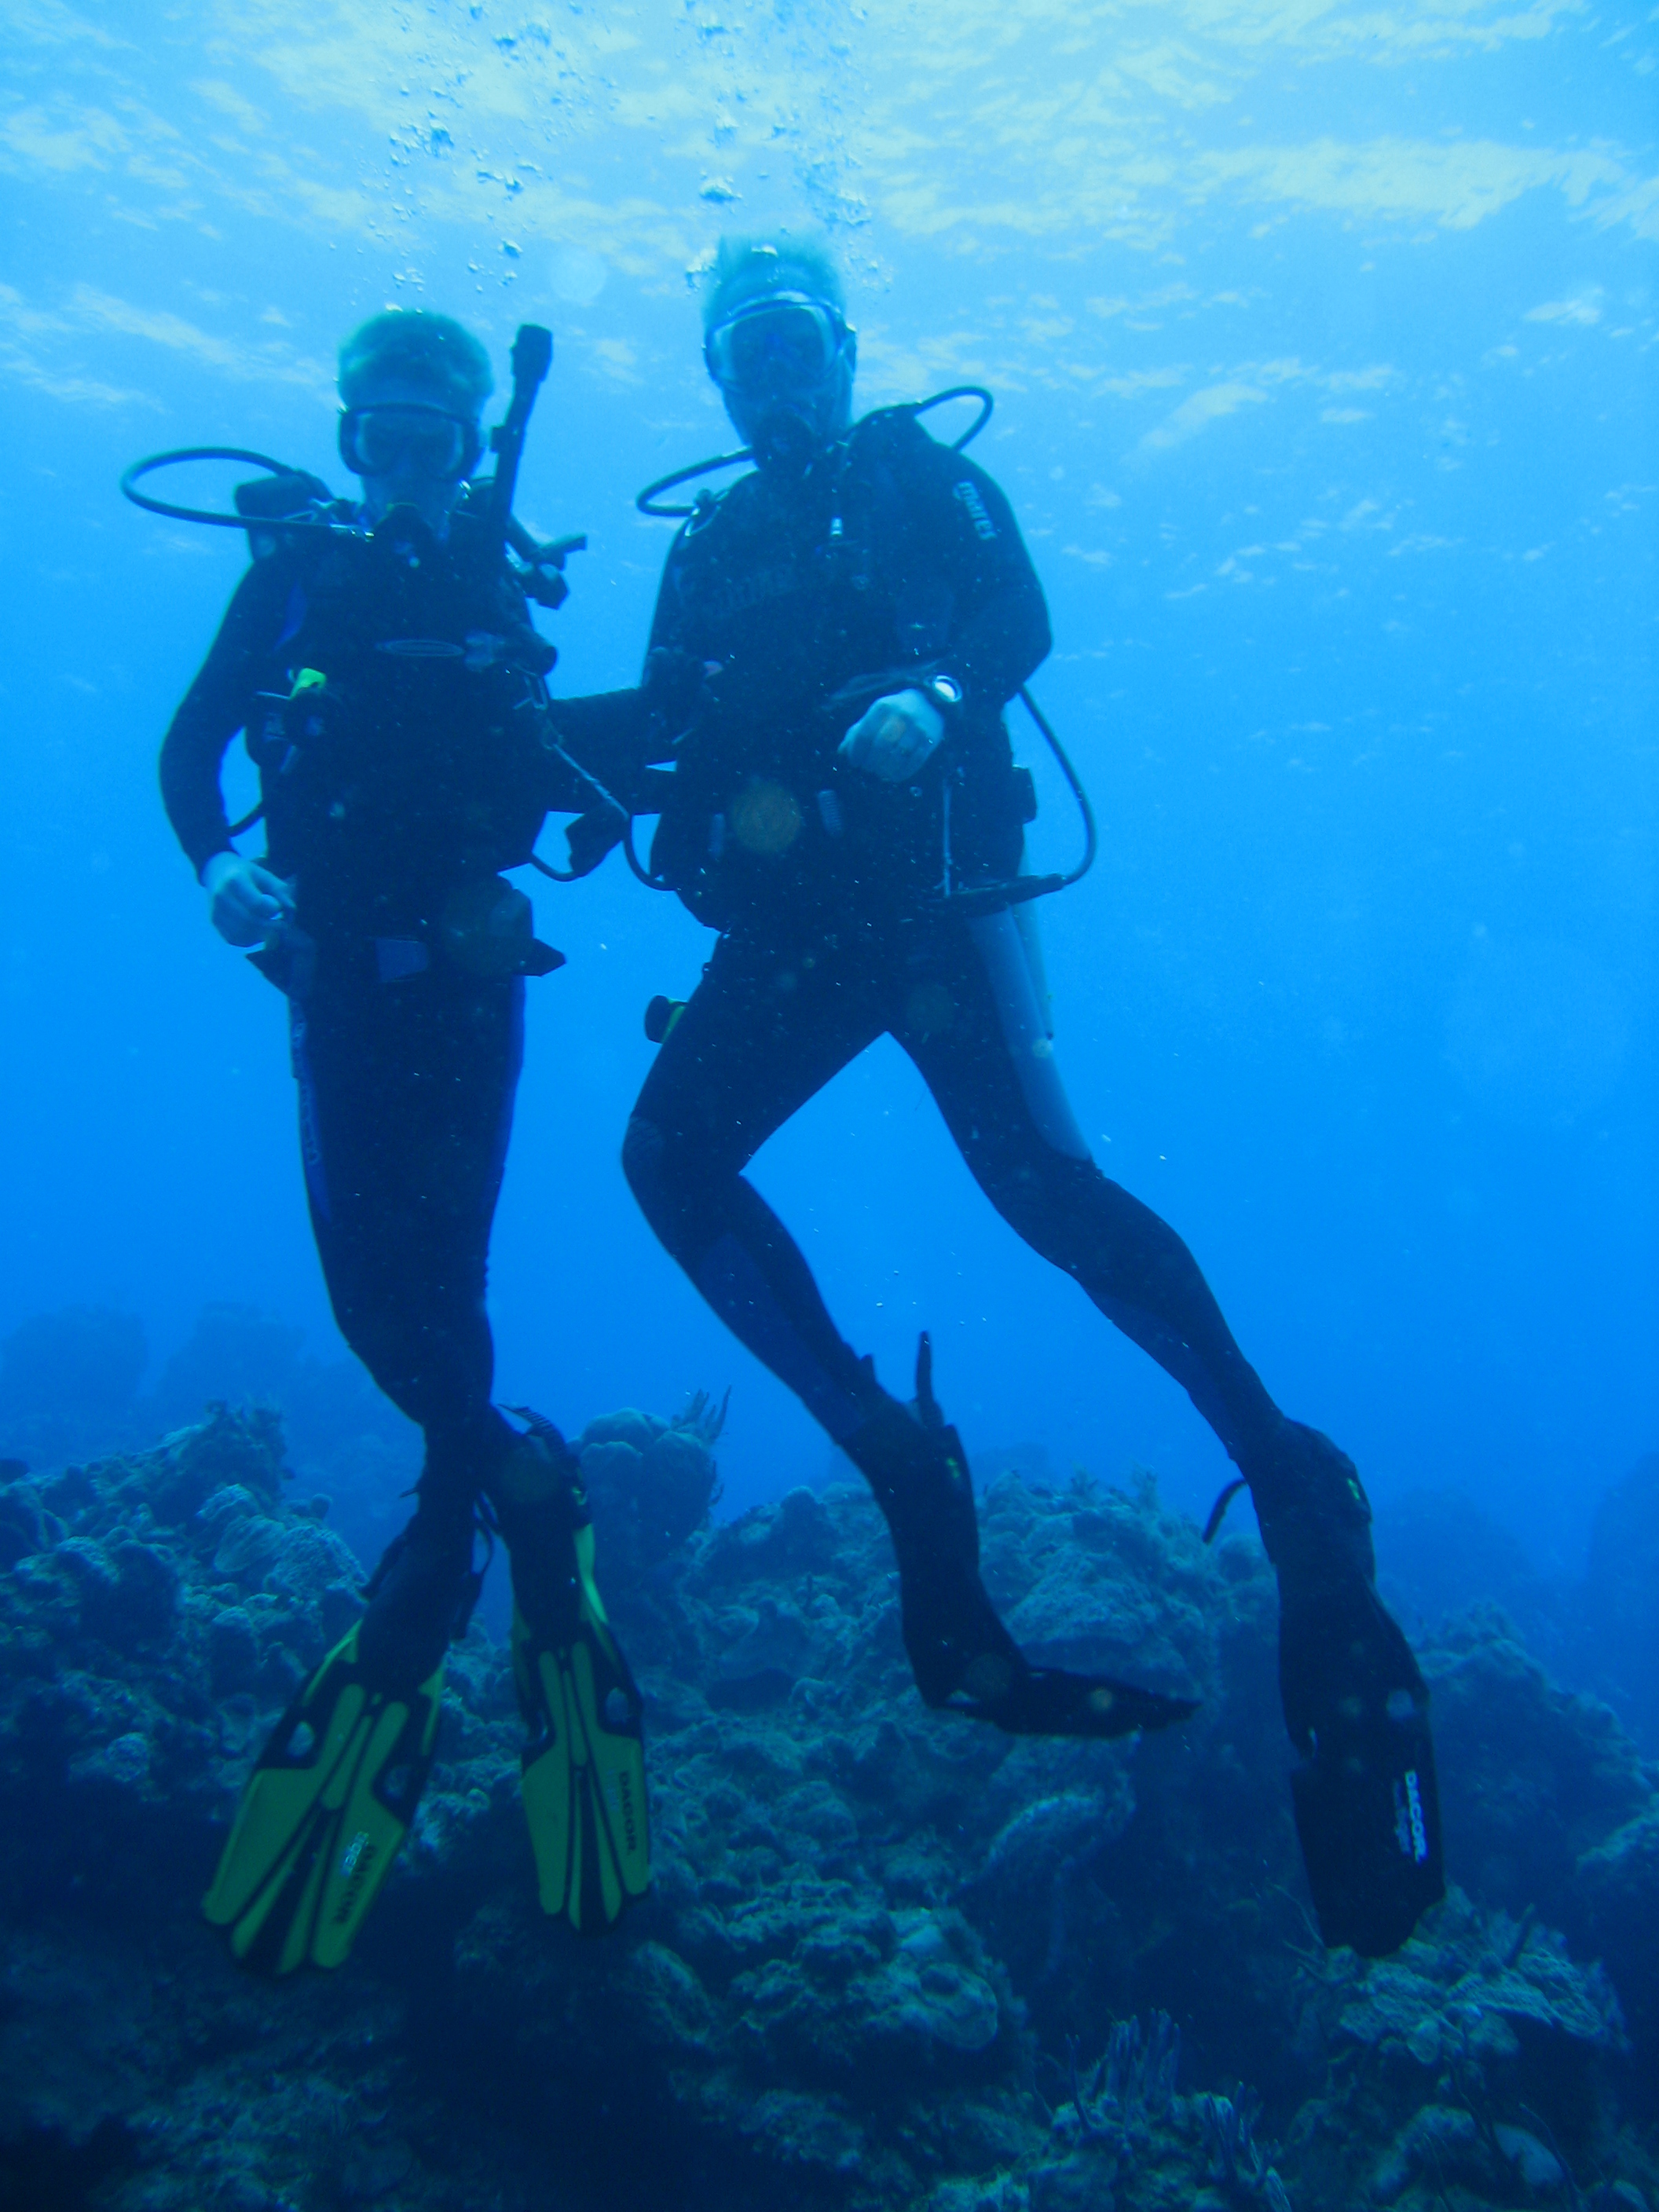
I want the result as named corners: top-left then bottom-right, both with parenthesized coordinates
top-left (157, 310), bottom-right (659, 1972)
top-left (613, 236), bottom-right (1442, 1957)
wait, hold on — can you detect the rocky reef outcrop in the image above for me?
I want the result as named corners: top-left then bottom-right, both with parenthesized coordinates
top-left (0, 1405), bottom-right (1654, 2211)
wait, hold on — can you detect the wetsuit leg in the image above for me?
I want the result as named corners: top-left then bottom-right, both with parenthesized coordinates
top-left (290, 954), bottom-right (523, 1501)
top-left (896, 908), bottom-right (1282, 1472)
top-left (623, 928), bottom-right (887, 1441)
top-left (895, 912), bottom-right (1442, 1939)
top-left (624, 919), bottom-right (1211, 1743)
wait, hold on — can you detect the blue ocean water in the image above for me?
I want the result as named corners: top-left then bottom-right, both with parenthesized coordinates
top-left (0, 0), bottom-right (1653, 1572)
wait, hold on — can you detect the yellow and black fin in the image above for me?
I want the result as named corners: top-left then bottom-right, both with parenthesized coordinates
top-left (203, 1626), bottom-right (443, 1977)
top-left (511, 1522), bottom-right (650, 1933)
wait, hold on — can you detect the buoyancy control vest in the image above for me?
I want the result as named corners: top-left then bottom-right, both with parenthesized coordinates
top-left (250, 498), bottom-right (573, 946)
top-left (646, 409), bottom-right (1042, 932)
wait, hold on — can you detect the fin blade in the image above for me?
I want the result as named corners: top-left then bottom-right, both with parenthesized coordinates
top-left (1278, 1575), bottom-right (1445, 1955)
top-left (203, 1630), bottom-right (441, 1977)
top-left (219, 1804), bottom-right (335, 1971)
top-left (1291, 1731), bottom-right (1445, 1957)
top-left (309, 1697), bottom-right (424, 1970)
top-left (225, 1745), bottom-right (358, 1976)
top-left (505, 1480), bottom-right (650, 1935)
top-left (203, 1634), bottom-right (367, 1928)
top-left (268, 1821), bottom-right (337, 1978)
top-left (573, 1761), bottom-right (624, 1932)
top-left (522, 1646), bottom-right (576, 1914)
top-left (565, 1789), bottom-right (585, 1927)
top-left (970, 1666), bottom-right (1199, 1741)
top-left (204, 1763), bottom-right (334, 1933)
top-left (566, 1639), bottom-right (626, 1930)
top-left (518, 1621), bottom-right (649, 1932)
top-left (1075, 1676), bottom-right (1199, 1738)
top-left (572, 1630), bottom-right (650, 1909)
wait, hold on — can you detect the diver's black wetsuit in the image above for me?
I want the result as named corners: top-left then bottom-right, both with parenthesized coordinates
top-left (624, 408), bottom-right (1280, 1472)
top-left (619, 403), bottom-right (1442, 1954)
top-left (162, 504), bottom-right (650, 1514)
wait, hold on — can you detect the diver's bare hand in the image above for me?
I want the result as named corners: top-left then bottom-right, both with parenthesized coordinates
top-left (202, 851), bottom-right (295, 947)
top-left (838, 689), bottom-right (946, 784)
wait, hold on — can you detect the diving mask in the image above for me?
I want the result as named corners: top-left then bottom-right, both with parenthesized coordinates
top-left (339, 404), bottom-right (484, 485)
top-left (704, 295), bottom-right (851, 397)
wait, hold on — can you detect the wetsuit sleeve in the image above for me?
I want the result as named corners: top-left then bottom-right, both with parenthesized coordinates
top-left (542, 690), bottom-right (655, 812)
top-left (158, 556), bottom-right (300, 877)
top-left (643, 529), bottom-right (701, 680)
top-left (923, 446), bottom-right (1052, 710)
top-left (540, 544), bottom-right (712, 815)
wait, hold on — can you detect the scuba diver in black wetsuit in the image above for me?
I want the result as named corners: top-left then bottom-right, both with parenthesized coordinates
top-left (617, 236), bottom-right (1444, 1957)
top-left (156, 311), bottom-right (656, 1972)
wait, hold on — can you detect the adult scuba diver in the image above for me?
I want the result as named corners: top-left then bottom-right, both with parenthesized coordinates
top-left (153, 310), bottom-right (662, 1972)
top-left (615, 236), bottom-right (1443, 1957)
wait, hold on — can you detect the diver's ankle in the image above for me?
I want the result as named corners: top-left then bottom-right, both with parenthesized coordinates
top-left (1247, 1421), bottom-right (1375, 1584)
top-left (359, 1511), bottom-right (478, 1686)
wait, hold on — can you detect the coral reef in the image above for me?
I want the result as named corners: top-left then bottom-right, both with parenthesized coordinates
top-left (0, 1303), bottom-right (423, 1569)
top-left (1284, 1885), bottom-right (1633, 2210)
top-left (579, 1390), bottom-right (728, 1583)
top-left (1424, 1604), bottom-right (1654, 1921)
top-left (1570, 1807), bottom-right (1659, 2060)
top-left (0, 1410), bottom-right (1654, 2211)
top-left (1579, 1453), bottom-right (1659, 1754)
top-left (1376, 1485), bottom-right (1566, 1671)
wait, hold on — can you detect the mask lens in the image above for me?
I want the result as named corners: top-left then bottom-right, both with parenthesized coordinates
top-left (343, 406), bottom-right (474, 482)
top-left (708, 301), bottom-right (840, 392)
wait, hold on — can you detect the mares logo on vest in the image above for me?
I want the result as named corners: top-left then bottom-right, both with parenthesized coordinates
top-left (952, 478), bottom-right (997, 543)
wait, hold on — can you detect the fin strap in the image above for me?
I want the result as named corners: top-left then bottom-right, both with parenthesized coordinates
top-left (1202, 1477), bottom-right (1249, 1545)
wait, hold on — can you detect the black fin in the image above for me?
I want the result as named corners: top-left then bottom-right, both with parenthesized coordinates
top-left (1254, 1423), bottom-right (1445, 1954)
top-left (965, 1666), bottom-right (1198, 1741)
top-left (1202, 1477), bottom-right (1249, 1545)
top-left (912, 1329), bottom-right (943, 1430)
top-left (1281, 1580), bottom-right (1444, 1954)
top-left (845, 1364), bottom-right (1199, 1744)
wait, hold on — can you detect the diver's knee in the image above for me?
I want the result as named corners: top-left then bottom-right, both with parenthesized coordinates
top-left (623, 1113), bottom-right (694, 1239)
top-left (621, 1112), bottom-right (664, 1199)
top-left (624, 1112), bottom-right (731, 1274)
top-left (980, 1150), bottom-right (1108, 1262)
